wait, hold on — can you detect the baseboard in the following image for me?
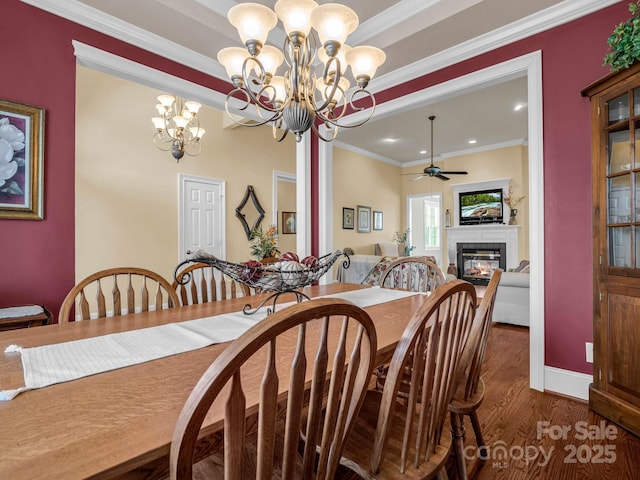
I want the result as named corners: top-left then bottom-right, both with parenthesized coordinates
top-left (544, 366), bottom-right (592, 401)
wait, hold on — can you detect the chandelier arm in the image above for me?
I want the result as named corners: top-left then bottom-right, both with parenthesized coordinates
top-left (241, 57), bottom-right (275, 111)
top-left (272, 119), bottom-right (289, 142)
top-left (224, 89), bottom-right (282, 127)
top-left (152, 132), bottom-right (173, 151)
top-left (312, 57), bottom-right (342, 113)
top-left (311, 121), bottom-right (338, 142)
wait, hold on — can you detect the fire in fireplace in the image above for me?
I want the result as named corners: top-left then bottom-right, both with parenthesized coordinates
top-left (456, 242), bottom-right (506, 285)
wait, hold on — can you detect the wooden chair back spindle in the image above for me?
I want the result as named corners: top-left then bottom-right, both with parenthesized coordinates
top-left (450, 269), bottom-right (502, 480)
top-left (339, 280), bottom-right (477, 479)
top-left (172, 262), bottom-right (252, 306)
top-left (59, 267), bottom-right (178, 323)
top-left (170, 298), bottom-right (377, 480)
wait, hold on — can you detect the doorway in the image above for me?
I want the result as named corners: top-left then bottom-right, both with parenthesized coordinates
top-left (319, 51), bottom-right (544, 391)
top-left (179, 174), bottom-right (225, 262)
top-left (408, 193), bottom-right (443, 265)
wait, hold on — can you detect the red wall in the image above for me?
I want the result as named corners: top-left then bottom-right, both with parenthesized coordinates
top-left (0, 0), bottom-right (228, 318)
top-left (0, 0), bottom-right (628, 375)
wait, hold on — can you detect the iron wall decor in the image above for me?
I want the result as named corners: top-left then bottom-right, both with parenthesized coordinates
top-left (235, 185), bottom-right (266, 240)
top-left (0, 99), bottom-right (44, 220)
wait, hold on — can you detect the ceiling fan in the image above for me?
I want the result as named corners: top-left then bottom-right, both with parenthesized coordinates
top-left (405, 115), bottom-right (468, 182)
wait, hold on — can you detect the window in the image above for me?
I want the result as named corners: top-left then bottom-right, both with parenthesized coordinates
top-left (423, 196), bottom-right (440, 249)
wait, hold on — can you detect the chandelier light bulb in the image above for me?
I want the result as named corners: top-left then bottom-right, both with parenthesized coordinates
top-left (173, 116), bottom-right (190, 129)
top-left (346, 45), bottom-right (386, 83)
top-left (155, 104), bottom-right (165, 115)
top-left (189, 127), bottom-right (205, 139)
top-left (151, 117), bottom-right (165, 131)
top-left (274, 0), bottom-right (318, 37)
top-left (257, 45), bottom-right (284, 77)
top-left (184, 101), bottom-right (201, 115)
top-left (318, 44), bottom-right (350, 75)
top-left (157, 94), bottom-right (175, 108)
top-left (310, 4), bottom-right (358, 46)
top-left (217, 47), bottom-right (251, 80)
top-left (228, 2), bottom-right (277, 46)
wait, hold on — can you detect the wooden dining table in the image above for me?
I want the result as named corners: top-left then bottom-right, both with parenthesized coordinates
top-left (0, 283), bottom-right (427, 480)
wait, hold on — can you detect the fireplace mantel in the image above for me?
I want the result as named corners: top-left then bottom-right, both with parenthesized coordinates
top-left (446, 224), bottom-right (520, 270)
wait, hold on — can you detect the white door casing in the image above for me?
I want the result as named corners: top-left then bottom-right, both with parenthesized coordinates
top-left (179, 174), bottom-right (225, 262)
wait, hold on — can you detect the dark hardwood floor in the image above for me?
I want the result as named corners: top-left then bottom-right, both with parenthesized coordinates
top-left (334, 323), bottom-right (640, 480)
top-left (458, 323), bottom-right (640, 480)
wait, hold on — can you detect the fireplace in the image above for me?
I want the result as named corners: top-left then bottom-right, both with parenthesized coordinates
top-left (456, 242), bottom-right (506, 285)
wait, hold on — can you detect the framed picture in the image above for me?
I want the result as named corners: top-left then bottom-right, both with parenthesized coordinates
top-left (373, 210), bottom-right (383, 230)
top-left (0, 99), bottom-right (44, 220)
top-left (357, 205), bottom-right (371, 233)
top-left (342, 207), bottom-right (354, 229)
top-left (282, 211), bottom-right (296, 234)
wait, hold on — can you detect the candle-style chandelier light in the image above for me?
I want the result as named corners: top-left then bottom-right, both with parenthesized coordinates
top-left (217, 0), bottom-right (386, 142)
top-left (151, 95), bottom-right (206, 162)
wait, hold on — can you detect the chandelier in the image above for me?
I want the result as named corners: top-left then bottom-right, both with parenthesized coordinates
top-left (217, 0), bottom-right (386, 142)
top-left (151, 94), bottom-right (206, 162)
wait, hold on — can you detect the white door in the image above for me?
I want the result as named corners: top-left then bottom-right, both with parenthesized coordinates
top-left (407, 193), bottom-right (442, 266)
top-left (179, 175), bottom-right (225, 261)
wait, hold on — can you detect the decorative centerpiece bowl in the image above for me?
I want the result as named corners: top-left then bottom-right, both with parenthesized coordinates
top-left (174, 250), bottom-right (350, 314)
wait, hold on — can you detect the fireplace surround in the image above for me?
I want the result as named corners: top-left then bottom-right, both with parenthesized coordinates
top-left (456, 242), bottom-right (506, 285)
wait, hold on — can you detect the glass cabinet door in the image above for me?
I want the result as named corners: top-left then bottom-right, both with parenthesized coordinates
top-left (606, 90), bottom-right (640, 270)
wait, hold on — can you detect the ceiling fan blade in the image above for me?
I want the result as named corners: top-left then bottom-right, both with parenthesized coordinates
top-left (440, 170), bottom-right (468, 175)
top-left (410, 175), bottom-right (427, 182)
top-left (435, 174), bottom-right (450, 181)
top-left (402, 172), bottom-right (425, 175)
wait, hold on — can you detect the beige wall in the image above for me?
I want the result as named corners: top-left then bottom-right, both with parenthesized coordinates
top-left (75, 66), bottom-right (295, 282)
top-left (402, 144), bottom-right (530, 263)
top-left (333, 147), bottom-right (402, 254)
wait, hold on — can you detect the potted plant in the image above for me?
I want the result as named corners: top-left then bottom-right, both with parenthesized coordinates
top-left (393, 228), bottom-right (415, 256)
top-left (249, 224), bottom-right (280, 260)
top-left (604, 1), bottom-right (640, 71)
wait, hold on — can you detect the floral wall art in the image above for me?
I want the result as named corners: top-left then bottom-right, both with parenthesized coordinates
top-left (0, 99), bottom-right (44, 219)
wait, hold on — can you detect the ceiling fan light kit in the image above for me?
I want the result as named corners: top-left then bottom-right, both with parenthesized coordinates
top-left (406, 115), bottom-right (469, 182)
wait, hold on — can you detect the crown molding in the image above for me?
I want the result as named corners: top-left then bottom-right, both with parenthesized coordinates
top-left (21, 0), bottom-right (226, 79)
top-left (332, 141), bottom-right (403, 167)
top-left (22, 0), bottom-right (618, 94)
top-left (370, 0), bottom-right (620, 94)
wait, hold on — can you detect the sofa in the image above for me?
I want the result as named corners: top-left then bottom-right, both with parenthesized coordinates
top-left (492, 269), bottom-right (530, 327)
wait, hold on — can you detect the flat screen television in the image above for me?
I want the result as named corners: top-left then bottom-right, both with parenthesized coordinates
top-left (459, 188), bottom-right (503, 225)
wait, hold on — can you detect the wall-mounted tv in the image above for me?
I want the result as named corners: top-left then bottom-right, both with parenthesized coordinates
top-left (459, 188), bottom-right (503, 225)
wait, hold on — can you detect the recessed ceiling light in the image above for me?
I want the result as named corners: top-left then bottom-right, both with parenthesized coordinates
top-left (420, 150), bottom-right (427, 154)
top-left (468, 139), bottom-right (477, 144)
top-left (383, 137), bottom-right (399, 143)
top-left (514, 103), bottom-right (526, 111)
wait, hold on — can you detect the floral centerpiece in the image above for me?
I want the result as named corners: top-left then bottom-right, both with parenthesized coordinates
top-left (394, 228), bottom-right (415, 256)
top-left (249, 224), bottom-right (280, 260)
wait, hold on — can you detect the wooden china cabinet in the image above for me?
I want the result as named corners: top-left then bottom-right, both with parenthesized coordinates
top-left (583, 63), bottom-right (640, 437)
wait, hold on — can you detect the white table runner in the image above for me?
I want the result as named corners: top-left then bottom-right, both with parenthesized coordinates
top-left (1, 287), bottom-right (420, 401)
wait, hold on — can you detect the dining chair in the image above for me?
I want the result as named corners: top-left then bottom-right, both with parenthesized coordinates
top-left (58, 267), bottom-right (179, 323)
top-left (170, 298), bottom-right (378, 480)
top-left (172, 262), bottom-right (252, 306)
top-left (337, 280), bottom-right (477, 480)
top-left (449, 269), bottom-right (502, 480)
top-left (379, 257), bottom-right (447, 293)
top-left (376, 256), bottom-right (448, 392)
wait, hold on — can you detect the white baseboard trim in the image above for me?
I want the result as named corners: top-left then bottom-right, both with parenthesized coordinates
top-left (544, 366), bottom-right (592, 401)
